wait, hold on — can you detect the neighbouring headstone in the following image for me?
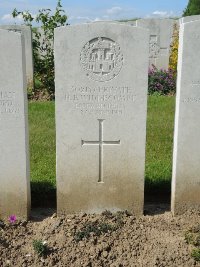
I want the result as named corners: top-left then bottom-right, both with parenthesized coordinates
top-left (0, 25), bottom-right (34, 89)
top-left (136, 19), bottom-right (175, 69)
top-left (171, 20), bottom-right (200, 215)
top-left (55, 23), bottom-right (149, 215)
top-left (0, 29), bottom-right (30, 220)
top-left (180, 15), bottom-right (200, 24)
top-left (126, 21), bottom-right (137, 26)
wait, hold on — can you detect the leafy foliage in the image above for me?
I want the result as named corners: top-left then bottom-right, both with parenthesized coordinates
top-left (148, 65), bottom-right (176, 95)
top-left (169, 23), bottom-right (179, 73)
top-left (183, 0), bottom-right (200, 16)
top-left (12, 0), bottom-right (68, 99)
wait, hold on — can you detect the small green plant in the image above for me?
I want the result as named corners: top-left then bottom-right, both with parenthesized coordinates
top-left (185, 225), bottom-right (200, 262)
top-left (33, 240), bottom-right (48, 256)
top-left (102, 210), bottom-right (113, 219)
top-left (185, 226), bottom-right (200, 246)
top-left (185, 231), bottom-right (195, 245)
top-left (191, 248), bottom-right (200, 262)
top-left (75, 222), bottom-right (118, 242)
top-left (114, 211), bottom-right (125, 227)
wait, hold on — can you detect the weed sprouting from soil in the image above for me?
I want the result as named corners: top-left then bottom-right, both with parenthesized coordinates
top-left (75, 222), bottom-right (118, 242)
top-left (191, 248), bottom-right (200, 262)
top-left (185, 224), bottom-right (200, 262)
top-left (74, 211), bottom-right (127, 242)
top-left (33, 240), bottom-right (48, 256)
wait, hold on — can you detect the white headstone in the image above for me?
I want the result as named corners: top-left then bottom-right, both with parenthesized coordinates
top-left (180, 15), bottom-right (200, 24)
top-left (126, 21), bottom-right (137, 26)
top-left (136, 19), bottom-right (175, 69)
top-left (171, 20), bottom-right (200, 215)
top-left (0, 30), bottom-right (30, 220)
top-left (0, 25), bottom-right (34, 89)
top-left (55, 23), bottom-right (149, 215)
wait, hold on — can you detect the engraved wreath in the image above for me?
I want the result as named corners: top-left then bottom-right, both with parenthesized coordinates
top-left (80, 37), bottom-right (124, 82)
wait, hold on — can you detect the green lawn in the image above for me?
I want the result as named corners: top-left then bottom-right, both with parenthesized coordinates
top-left (28, 102), bottom-right (56, 205)
top-left (28, 95), bottom-right (175, 205)
top-left (145, 96), bottom-right (175, 195)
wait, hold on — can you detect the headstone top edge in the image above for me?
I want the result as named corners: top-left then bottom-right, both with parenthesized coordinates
top-left (137, 18), bottom-right (176, 22)
top-left (0, 28), bottom-right (22, 36)
top-left (0, 24), bottom-right (31, 29)
top-left (182, 19), bottom-right (200, 26)
top-left (54, 23), bottom-right (149, 34)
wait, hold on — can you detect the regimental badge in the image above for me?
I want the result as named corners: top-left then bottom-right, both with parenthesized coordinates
top-left (80, 37), bottom-right (124, 82)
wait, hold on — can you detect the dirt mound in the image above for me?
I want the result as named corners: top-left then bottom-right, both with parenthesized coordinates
top-left (0, 205), bottom-right (200, 267)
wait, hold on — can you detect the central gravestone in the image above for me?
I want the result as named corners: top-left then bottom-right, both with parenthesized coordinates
top-left (55, 23), bottom-right (149, 215)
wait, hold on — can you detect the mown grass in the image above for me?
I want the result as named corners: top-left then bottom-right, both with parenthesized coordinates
top-left (145, 95), bottom-right (175, 195)
top-left (28, 95), bottom-right (175, 205)
top-left (28, 102), bottom-right (56, 205)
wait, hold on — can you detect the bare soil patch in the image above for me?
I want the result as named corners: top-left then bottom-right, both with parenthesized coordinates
top-left (0, 204), bottom-right (200, 267)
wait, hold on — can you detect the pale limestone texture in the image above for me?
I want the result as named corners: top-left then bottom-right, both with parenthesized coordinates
top-left (136, 19), bottom-right (175, 69)
top-left (126, 21), bottom-right (137, 26)
top-left (0, 25), bottom-right (34, 89)
top-left (171, 21), bottom-right (200, 215)
top-left (55, 23), bottom-right (149, 216)
top-left (180, 15), bottom-right (200, 24)
top-left (0, 30), bottom-right (30, 220)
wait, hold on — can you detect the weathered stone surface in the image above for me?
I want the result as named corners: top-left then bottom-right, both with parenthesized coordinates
top-left (55, 23), bottom-right (149, 215)
top-left (126, 21), bottom-right (136, 26)
top-left (0, 25), bottom-right (34, 89)
top-left (171, 20), bottom-right (200, 215)
top-left (0, 30), bottom-right (30, 220)
top-left (136, 18), bottom-right (175, 69)
top-left (180, 15), bottom-right (200, 24)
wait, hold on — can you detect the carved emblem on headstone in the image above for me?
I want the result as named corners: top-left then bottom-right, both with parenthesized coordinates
top-left (80, 37), bottom-right (123, 82)
top-left (149, 35), bottom-right (160, 59)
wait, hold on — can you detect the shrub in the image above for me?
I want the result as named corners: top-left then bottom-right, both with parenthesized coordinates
top-left (148, 65), bottom-right (176, 95)
top-left (12, 0), bottom-right (68, 99)
top-left (183, 0), bottom-right (200, 16)
top-left (169, 23), bottom-right (179, 73)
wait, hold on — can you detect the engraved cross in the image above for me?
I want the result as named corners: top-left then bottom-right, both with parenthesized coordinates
top-left (81, 119), bottom-right (120, 183)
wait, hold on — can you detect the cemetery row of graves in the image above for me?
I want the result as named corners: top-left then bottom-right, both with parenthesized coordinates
top-left (0, 16), bottom-right (200, 221)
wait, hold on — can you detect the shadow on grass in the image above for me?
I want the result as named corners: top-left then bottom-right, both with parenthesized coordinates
top-left (144, 178), bottom-right (171, 215)
top-left (145, 178), bottom-right (171, 203)
top-left (31, 178), bottom-right (171, 215)
top-left (31, 181), bottom-right (56, 208)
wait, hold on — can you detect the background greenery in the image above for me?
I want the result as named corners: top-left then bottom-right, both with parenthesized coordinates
top-left (29, 95), bottom-right (175, 205)
top-left (183, 0), bottom-right (200, 16)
